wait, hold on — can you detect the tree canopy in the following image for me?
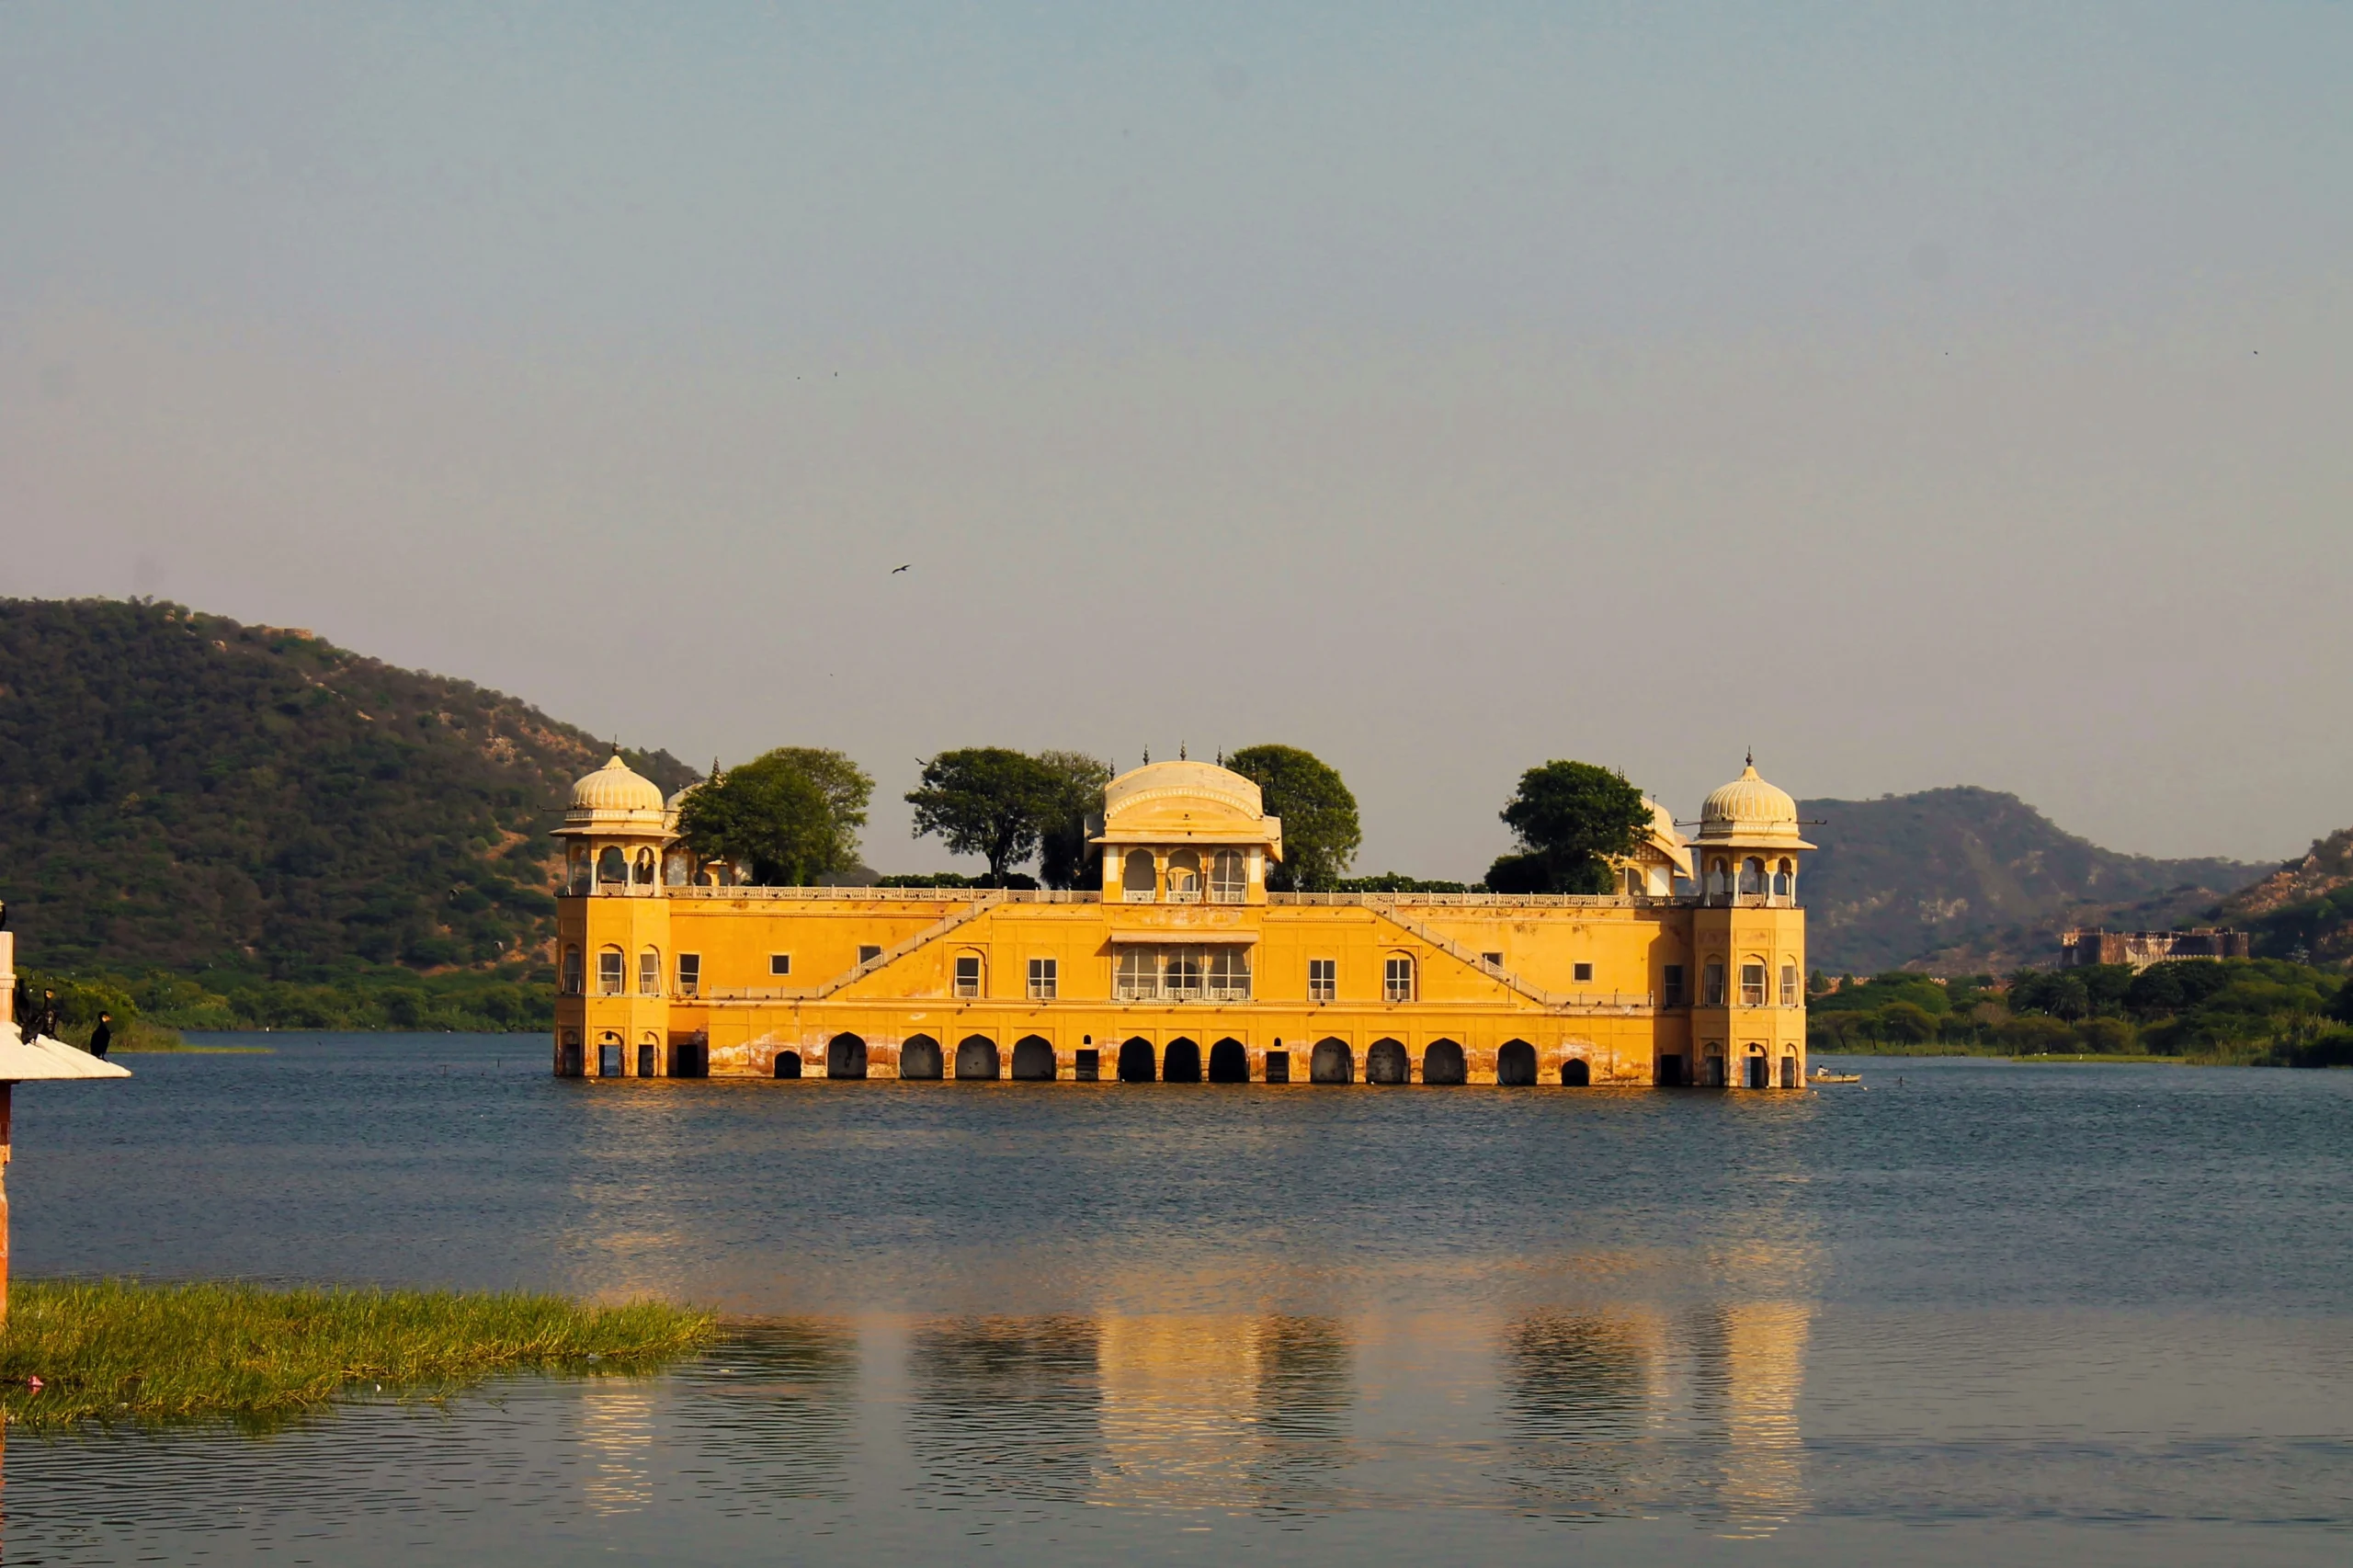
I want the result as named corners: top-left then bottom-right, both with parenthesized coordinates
top-left (1490, 760), bottom-right (1650, 895)
top-left (1033, 750), bottom-right (1113, 891)
top-left (677, 747), bottom-right (871, 886)
top-left (905, 748), bottom-right (1061, 885)
top-left (1224, 744), bottom-right (1360, 892)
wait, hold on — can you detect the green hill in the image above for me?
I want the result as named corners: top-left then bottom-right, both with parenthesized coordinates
top-left (1797, 787), bottom-right (2261, 976)
top-left (0, 598), bottom-right (693, 987)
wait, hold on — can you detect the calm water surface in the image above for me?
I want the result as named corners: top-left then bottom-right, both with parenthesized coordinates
top-left (5, 1036), bottom-right (2350, 1565)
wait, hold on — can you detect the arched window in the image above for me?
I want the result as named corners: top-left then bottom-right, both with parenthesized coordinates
top-left (1740, 960), bottom-right (1768, 1006)
top-left (665, 850), bottom-right (690, 886)
top-left (1702, 960), bottom-right (1727, 1006)
top-left (1166, 849), bottom-right (1202, 904)
top-left (1210, 850), bottom-right (1245, 903)
top-left (1165, 948), bottom-right (1204, 999)
top-left (1708, 858), bottom-right (1730, 897)
top-left (597, 846), bottom-right (628, 885)
top-left (1740, 857), bottom-right (1767, 895)
top-left (639, 947), bottom-right (661, 995)
top-left (1208, 947), bottom-right (1251, 1000)
top-left (562, 946), bottom-right (584, 996)
top-left (1383, 954), bottom-right (1415, 1004)
top-left (1625, 866), bottom-right (1643, 896)
top-left (567, 843), bottom-right (590, 893)
top-left (597, 946), bottom-right (625, 996)
top-left (633, 847), bottom-right (655, 885)
top-left (1779, 962), bottom-right (1799, 1006)
top-left (1773, 858), bottom-right (1794, 898)
top-left (1123, 849), bottom-right (1156, 903)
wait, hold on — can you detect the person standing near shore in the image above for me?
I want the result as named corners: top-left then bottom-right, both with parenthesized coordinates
top-left (89, 1011), bottom-right (113, 1059)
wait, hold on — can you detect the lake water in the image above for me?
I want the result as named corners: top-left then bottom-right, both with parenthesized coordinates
top-left (5, 1036), bottom-right (2350, 1566)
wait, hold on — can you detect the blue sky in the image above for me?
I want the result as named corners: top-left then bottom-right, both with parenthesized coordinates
top-left (4, 3), bottom-right (2348, 873)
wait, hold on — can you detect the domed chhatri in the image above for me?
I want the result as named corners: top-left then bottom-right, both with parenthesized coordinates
top-left (1698, 760), bottom-right (1814, 849)
top-left (551, 747), bottom-right (1813, 1093)
top-left (566, 753), bottom-right (668, 824)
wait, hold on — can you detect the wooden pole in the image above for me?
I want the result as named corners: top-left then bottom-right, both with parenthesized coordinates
top-left (0, 1081), bottom-right (12, 1328)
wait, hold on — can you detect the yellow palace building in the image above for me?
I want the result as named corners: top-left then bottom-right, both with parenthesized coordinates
top-left (551, 756), bottom-right (1812, 1088)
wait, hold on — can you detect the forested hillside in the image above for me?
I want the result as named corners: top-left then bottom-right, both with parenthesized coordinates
top-left (1798, 787), bottom-right (2259, 975)
top-left (0, 598), bottom-right (693, 977)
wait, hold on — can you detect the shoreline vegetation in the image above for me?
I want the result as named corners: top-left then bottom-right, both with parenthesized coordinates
top-left (0, 1281), bottom-right (716, 1429)
top-left (1807, 959), bottom-right (2353, 1069)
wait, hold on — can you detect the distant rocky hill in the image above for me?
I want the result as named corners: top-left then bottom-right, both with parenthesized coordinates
top-left (2209, 826), bottom-right (2353, 965)
top-left (1798, 787), bottom-right (2261, 976)
top-left (0, 598), bottom-right (694, 974)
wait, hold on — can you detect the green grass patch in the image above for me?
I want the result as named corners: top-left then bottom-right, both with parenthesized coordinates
top-left (0, 1279), bottom-right (716, 1429)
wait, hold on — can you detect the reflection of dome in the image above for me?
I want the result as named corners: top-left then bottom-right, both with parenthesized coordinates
top-left (1698, 761), bottom-right (1812, 846)
top-left (570, 754), bottom-right (666, 813)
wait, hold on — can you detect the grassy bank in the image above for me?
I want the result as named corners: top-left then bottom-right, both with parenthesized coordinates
top-left (0, 1280), bottom-right (715, 1428)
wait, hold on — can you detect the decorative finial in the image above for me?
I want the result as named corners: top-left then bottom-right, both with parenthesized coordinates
top-left (1216, 749), bottom-right (1223, 767)
top-left (1142, 745), bottom-right (1150, 765)
top-left (1745, 746), bottom-right (1754, 769)
top-left (1180, 742), bottom-right (1188, 761)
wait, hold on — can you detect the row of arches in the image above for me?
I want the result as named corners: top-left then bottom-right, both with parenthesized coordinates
top-left (777, 1032), bottom-right (1595, 1085)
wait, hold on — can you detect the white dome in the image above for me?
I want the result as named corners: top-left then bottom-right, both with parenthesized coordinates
top-left (1697, 761), bottom-right (1812, 846)
top-left (569, 754), bottom-right (666, 814)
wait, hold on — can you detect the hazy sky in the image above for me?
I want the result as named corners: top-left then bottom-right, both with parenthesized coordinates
top-left (4, 3), bottom-right (2347, 877)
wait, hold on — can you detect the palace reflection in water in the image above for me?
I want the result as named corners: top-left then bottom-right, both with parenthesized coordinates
top-left (627, 1298), bottom-right (1812, 1528)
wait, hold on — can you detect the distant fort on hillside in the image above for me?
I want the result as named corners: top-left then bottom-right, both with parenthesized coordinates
top-left (550, 756), bottom-right (1813, 1090)
top-left (2060, 927), bottom-right (2252, 971)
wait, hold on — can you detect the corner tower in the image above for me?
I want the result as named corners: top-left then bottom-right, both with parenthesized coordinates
top-left (552, 753), bottom-right (677, 1077)
top-left (1688, 759), bottom-right (1813, 1088)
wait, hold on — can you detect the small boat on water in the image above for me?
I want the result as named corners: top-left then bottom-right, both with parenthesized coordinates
top-left (1811, 1067), bottom-right (1862, 1084)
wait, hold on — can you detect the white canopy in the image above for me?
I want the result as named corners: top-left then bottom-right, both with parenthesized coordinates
top-left (0, 1022), bottom-right (132, 1082)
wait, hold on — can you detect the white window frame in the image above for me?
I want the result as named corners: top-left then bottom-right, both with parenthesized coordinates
top-left (1209, 850), bottom-right (1245, 904)
top-left (676, 953), bottom-right (700, 998)
top-left (1117, 948), bottom-right (1158, 1001)
top-left (1207, 948), bottom-right (1251, 1001)
top-left (1780, 962), bottom-right (1800, 1006)
top-left (1703, 960), bottom-right (1727, 1006)
top-left (1309, 958), bottom-right (1336, 1003)
top-left (638, 948), bottom-right (661, 996)
top-left (1383, 956), bottom-right (1415, 1004)
top-left (597, 948), bottom-right (625, 996)
top-left (1028, 957), bottom-right (1057, 1000)
top-left (954, 954), bottom-right (983, 998)
top-left (1741, 961), bottom-right (1768, 1007)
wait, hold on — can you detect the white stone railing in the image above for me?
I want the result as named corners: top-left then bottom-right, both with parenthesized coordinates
top-left (665, 885), bottom-right (1101, 903)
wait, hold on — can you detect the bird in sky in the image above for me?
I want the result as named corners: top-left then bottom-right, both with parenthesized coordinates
top-left (892, 563), bottom-right (910, 574)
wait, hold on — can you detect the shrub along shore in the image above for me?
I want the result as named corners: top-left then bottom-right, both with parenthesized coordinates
top-left (0, 1280), bottom-right (716, 1429)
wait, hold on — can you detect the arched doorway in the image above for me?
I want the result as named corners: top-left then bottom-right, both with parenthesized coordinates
top-left (1208, 1038), bottom-right (1249, 1083)
top-left (1310, 1038), bottom-right (1354, 1085)
top-left (956, 1035), bottom-right (1001, 1081)
top-left (827, 1034), bottom-right (867, 1079)
top-left (1745, 1049), bottom-right (1769, 1090)
top-left (1012, 1035), bottom-right (1056, 1082)
top-left (1365, 1038), bottom-right (1408, 1085)
top-left (1496, 1040), bottom-right (1537, 1086)
top-left (775, 1050), bottom-right (802, 1080)
top-left (1163, 1038), bottom-right (1202, 1083)
top-left (1422, 1039), bottom-right (1466, 1085)
top-left (1561, 1057), bottom-right (1591, 1086)
top-left (1780, 1052), bottom-right (1798, 1089)
top-left (1119, 1037), bottom-right (1156, 1083)
top-left (901, 1034), bottom-right (943, 1081)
